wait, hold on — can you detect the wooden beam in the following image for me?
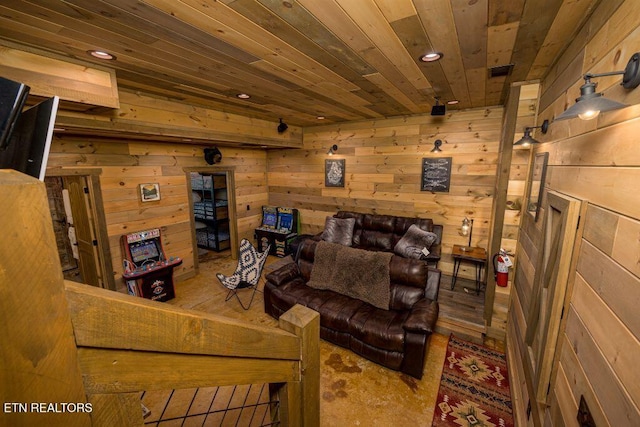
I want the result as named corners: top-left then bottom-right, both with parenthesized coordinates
top-left (0, 170), bottom-right (91, 427)
top-left (0, 42), bottom-right (119, 109)
top-left (78, 348), bottom-right (299, 393)
top-left (485, 85), bottom-right (521, 324)
top-left (55, 90), bottom-right (303, 148)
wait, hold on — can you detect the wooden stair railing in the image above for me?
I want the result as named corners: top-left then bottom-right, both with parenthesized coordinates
top-left (0, 170), bottom-right (319, 427)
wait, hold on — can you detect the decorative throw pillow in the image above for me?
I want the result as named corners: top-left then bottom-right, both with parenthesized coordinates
top-left (394, 224), bottom-right (438, 259)
top-left (321, 216), bottom-right (356, 246)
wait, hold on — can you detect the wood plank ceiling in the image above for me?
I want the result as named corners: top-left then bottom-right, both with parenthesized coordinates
top-left (0, 0), bottom-right (601, 127)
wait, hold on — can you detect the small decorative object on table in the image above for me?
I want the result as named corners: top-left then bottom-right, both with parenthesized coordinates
top-left (459, 217), bottom-right (474, 251)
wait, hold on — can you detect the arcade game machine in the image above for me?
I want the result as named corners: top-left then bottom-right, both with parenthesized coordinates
top-left (255, 206), bottom-right (299, 257)
top-left (121, 228), bottom-right (183, 302)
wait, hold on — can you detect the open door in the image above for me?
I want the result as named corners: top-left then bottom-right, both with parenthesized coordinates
top-left (185, 166), bottom-right (239, 273)
top-left (45, 170), bottom-right (115, 290)
top-left (64, 175), bottom-right (101, 287)
top-left (525, 190), bottom-right (584, 404)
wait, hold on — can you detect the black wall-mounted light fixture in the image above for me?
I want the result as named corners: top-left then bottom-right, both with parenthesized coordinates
top-left (277, 118), bottom-right (288, 133)
top-left (204, 147), bottom-right (222, 164)
top-left (327, 144), bottom-right (338, 155)
top-left (514, 119), bottom-right (550, 147)
top-left (555, 52), bottom-right (640, 121)
top-left (431, 97), bottom-right (446, 116)
top-left (430, 139), bottom-right (443, 152)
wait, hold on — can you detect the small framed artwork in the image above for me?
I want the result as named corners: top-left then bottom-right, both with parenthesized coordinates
top-left (325, 159), bottom-right (345, 187)
top-left (140, 183), bottom-right (161, 202)
top-left (421, 157), bottom-right (452, 192)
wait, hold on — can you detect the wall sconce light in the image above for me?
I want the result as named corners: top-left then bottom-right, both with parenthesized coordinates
top-left (460, 217), bottom-right (474, 251)
top-left (431, 97), bottom-right (446, 116)
top-left (555, 52), bottom-right (640, 121)
top-left (430, 139), bottom-right (443, 152)
top-left (277, 118), bottom-right (288, 133)
top-left (327, 144), bottom-right (338, 155)
top-left (204, 147), bottom-right (222, 164)
top-left (514, 119), bottom-right (550, 147)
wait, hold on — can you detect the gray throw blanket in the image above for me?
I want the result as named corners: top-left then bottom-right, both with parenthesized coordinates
top-left (307, 241), bottom-right (393, 310)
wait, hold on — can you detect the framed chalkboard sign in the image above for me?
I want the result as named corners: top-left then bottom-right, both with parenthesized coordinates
top-left (421, 157), bottom-right (452, 192)
top-left (325, 158), bottom-right (345, 187)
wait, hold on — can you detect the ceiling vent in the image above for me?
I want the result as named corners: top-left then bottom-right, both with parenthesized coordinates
top-left (489, 64), bottom-right (514, 78)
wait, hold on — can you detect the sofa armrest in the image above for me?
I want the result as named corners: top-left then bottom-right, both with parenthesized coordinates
top-left (425, 243), bottom-right (441, 260)
top-left (265, 262), bottom-right (301, 287)
top-left (403, 298), bottom-right (439, 334)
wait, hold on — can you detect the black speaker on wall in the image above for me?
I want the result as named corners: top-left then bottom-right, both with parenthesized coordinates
top-left (204, 147), bottom-right (222, 164)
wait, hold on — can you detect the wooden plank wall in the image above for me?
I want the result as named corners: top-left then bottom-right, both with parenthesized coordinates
top-left (47, 136), bottom-right (268, 290)
top-left (267, 106), bottom-right (503, 280)
top-left (507, 0), bottom-right (640, 424)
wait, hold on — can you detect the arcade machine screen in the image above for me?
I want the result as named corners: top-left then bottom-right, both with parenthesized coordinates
top-left (130, 240), bottom-right (161, 265)
top-left (261, 206), bottom-right (278, 229)
top-left (277, 208), bottom-right (294, 233)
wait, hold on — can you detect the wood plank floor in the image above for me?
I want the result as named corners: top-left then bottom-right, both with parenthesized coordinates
top-left (136, 253), bottom-right (502, 426)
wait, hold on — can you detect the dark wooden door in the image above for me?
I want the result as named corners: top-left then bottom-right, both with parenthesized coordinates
top-left (65, 176), bottom-right (101, 287)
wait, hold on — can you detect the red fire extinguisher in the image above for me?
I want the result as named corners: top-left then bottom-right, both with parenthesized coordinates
top-left (493, 249), bottom-right (512, 287)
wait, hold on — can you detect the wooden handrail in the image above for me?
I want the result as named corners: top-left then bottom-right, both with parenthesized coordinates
top-left (64, 280), bottom-right (300, 360)
top-left (1, 171), bottom-right (319, 427)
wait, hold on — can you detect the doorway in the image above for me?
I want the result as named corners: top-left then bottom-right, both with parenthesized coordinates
top-left (185, 167), bottom-right (238, 272)
top-left (44, 170), bottom-right (115, 290)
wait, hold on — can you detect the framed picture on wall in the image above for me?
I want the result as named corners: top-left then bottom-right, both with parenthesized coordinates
top-left (420, 157), bottom-right (452, 192)
top-left (325, 159), bottom-right (345, 187)
top-left (140, 183), bottom-right (161, 202)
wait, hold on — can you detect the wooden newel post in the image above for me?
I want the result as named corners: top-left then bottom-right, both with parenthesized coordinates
top-left (0, 171), bottom-right (91, 427)
top-left (272, 304), bottom-right (320, 427)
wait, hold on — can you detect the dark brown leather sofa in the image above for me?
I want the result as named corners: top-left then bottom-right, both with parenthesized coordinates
top-left (329, 211), bottom-right (443, 267)
top-left (264, 238), bottom-right (440, 379)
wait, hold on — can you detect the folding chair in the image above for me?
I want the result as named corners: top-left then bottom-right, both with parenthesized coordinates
top-left (216, 238), bottom-right (270, 310)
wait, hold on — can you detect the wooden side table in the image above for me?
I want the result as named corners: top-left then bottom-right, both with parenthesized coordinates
top-left (450, 245), bottom-right (487, 294)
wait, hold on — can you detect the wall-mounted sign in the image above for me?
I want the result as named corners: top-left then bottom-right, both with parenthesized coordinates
top-left (325, 159), bottom-right (345, 187)
top-left (420, 157), bottom-right (452, 192)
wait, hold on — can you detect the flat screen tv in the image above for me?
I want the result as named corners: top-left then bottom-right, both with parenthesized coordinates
top-left (0, 95), bottom-right (59, 181)
top-left (0, 76), bottom-right (30, 150)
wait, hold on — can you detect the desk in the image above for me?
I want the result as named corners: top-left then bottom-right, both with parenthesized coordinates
top-left (450, 245), bottom-right (487, 294)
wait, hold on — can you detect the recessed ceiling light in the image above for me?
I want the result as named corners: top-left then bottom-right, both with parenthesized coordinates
top-left (420, 52), bottom-right (443, 62)
top-left (447, 100), bottom-right (460, 105)
top-left (87, 50), bottom-right (116, 60)
top-left (236, 93), bottom-right (251, 99)
top-left (316, 116), bottom-right (325, 120)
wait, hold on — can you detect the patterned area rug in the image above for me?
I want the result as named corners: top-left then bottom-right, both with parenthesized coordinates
top-left (431, 335), bottom-right (513, 427)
